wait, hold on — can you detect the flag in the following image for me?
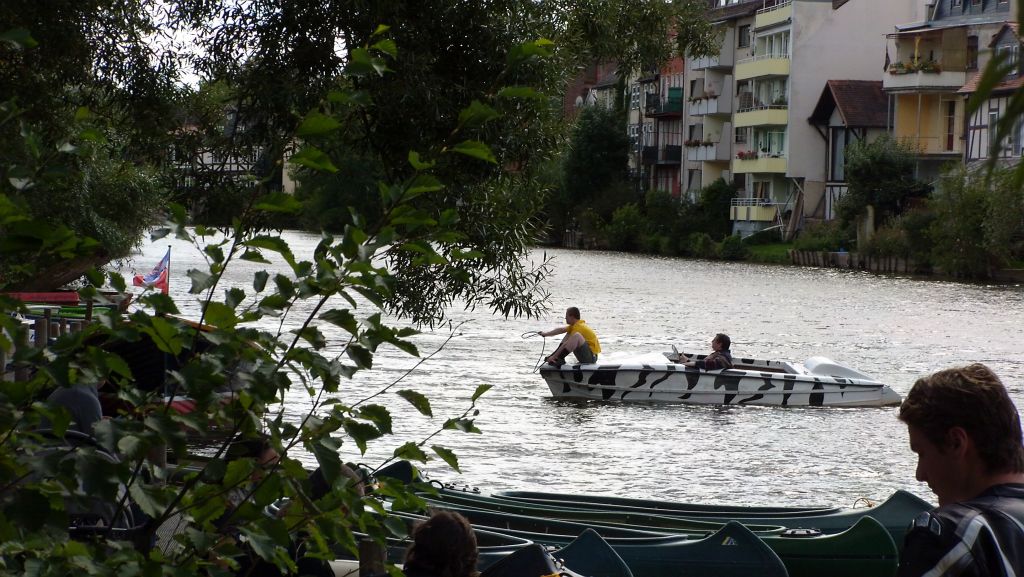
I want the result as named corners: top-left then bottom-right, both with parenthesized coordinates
top-left (133, 248), bottom-right (170, 294)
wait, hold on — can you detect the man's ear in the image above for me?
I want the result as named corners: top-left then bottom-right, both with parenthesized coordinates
top-left (946, 426), bottom-right (971, 456)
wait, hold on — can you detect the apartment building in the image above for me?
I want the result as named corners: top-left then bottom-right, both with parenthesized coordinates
top-left (960, 22), bottom-right (1024, 163)
top-left (883, 0), bottom-right (1015, 182)
top-left (686, 0), bottom-right (920, 237)
top-left (631, 59), bottom-right (686, 197)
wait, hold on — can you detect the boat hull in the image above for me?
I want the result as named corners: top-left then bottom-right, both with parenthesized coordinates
top-left (539, 361), bottom-right (901, 407)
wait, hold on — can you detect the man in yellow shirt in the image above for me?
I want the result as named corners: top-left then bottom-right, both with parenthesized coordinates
top-left (538, 307), bottom-right (601, 366)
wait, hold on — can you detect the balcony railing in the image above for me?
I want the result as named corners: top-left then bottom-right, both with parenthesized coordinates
top-left (645, 93), bottom-right (683, 117)
top-left (737, 52), bottom-right (790, 65)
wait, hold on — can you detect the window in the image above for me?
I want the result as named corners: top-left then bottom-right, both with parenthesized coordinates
top-left (735, 127), bottom-right (748, 144)
top-left (945, 101), bottom-right (957, 151)
top-left (967, 36), bottom-right (979, 70)
top-left (630, 84), bottom-right (640, 109)
top-left (738, 25), bottom-right (751, 48)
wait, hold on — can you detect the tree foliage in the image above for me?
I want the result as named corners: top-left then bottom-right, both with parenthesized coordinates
top-left (558, 105), bottom-right (631, 229)
top-left (836, 135), bottom-right (931, 228)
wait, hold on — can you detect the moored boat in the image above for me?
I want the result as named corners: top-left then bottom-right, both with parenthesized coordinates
top-left (479, 486), bottom-right (931, 544)
top-left (539, 351), bottom-right (902, 407)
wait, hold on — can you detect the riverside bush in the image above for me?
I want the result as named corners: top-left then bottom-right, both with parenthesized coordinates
top-left (719, 234), bottom-right (748, 260)
top-left (793, 220), bottom-right (848, 251)
top-left (605, 203), bottom-right (645, 251)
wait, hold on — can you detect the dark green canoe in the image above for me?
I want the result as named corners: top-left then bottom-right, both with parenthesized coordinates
top-left (495, 487), bottom-right (839, 517)
top-left (553, 528), bottom-right (634, 577)
top-left (457, 487), bottom-right (931, 544)
top-left (407, 501), bottom-right (899, 577)
top-left (399, 509), bottom-right (787, 577)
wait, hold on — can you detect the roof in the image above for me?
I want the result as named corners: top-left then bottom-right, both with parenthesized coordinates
top-left (959, 24), bottom-right (1022, 94)
top-left (958, 71), bottom-right (1024, 94)
top-left (708, 0), bottom-right (761, 24)
top-left (988, 22), bottom-right (1020, 48)
top-left (808, 80), bottom-right (889, 127)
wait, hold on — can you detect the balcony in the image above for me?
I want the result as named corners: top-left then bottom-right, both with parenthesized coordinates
top-left (754, 0), bottom-right (792, 30)
top-left (895, 135), bottom-right (961, 156)
top-left (734, 106), bottom-right (788, 128)
top-left (732, 153), bottom-right (787, 174)
top-left (735, 54), bottom-right (790, 81)
top-left (883, 65), bottom-right (968, 92)
top-left (645, 92), bottom-right (683, 117)
top-left (641, 145), bottom-right (682, 164)
top-left (641, 146), bottom-right (658, 164)
top-left (686, 141), bottom-right (731, 162)
top-left (688, 91), bottom-right (734, 116)
top-left (730, 198), bottom-right (782, 222)
top-left (692, 28), bottom-right (735, 70)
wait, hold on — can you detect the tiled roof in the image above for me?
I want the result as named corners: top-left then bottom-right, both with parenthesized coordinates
top-left (808, 80), bottom-right (888, 127)
top-left (959, 71), bottom-right (1024, 94)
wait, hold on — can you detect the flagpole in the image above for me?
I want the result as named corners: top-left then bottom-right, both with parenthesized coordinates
top-left (166, 244), bottom-right (172, 295)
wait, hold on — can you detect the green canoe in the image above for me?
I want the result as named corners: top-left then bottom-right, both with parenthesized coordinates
top-left (458, 486), bottom-right (931, 544)
top-left (552, 529), bottom-right (634, 577)
top-left (398, 509), bottom-right (787, 577)
top-left (495, 487), bottom-right (840, 518)
top-left (401, 502), bottom-right (895, 577)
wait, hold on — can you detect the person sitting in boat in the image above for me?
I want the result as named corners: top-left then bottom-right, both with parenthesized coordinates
top-left (680, 333), bottom-right (733, 370)
top-left (897, 364), bottom-right (1024, 577)
top-left (538, 307), bottom-right (601, 366)
top-left (404, 510), bottom-right (479, 577)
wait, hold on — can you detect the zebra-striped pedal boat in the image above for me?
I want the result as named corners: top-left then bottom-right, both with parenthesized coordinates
top-left (539, 351), bottom-right (901, 407)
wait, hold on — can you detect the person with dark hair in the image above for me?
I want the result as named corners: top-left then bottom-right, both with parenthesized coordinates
top-left (680, 333), bottom-right (733, 370)
top-left (539, 307), bottom-right (601, 366)
top-left (404, 510), bottom-right (479, 577)
top-left (897, 363), bottom-right (1024, 577)
top-left (39, 385), bottom-right (103, 436)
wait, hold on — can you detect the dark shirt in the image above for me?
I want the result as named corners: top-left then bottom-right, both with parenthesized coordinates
top-left (695, 349), bottom-right (733, 371)
top-left (898, 483), bottom-right (1024, 577)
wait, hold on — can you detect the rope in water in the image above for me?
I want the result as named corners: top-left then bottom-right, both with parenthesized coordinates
top-left (521, 331), bottom-right (547, 373)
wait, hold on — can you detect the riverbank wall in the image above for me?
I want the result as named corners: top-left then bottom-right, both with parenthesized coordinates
top-left (788, 250), bottom-right (1024, 283)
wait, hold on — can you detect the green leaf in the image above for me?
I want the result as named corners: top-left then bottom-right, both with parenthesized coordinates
top-left (497, 86), bottom-right (542, 100)
top-left (449, 140), bottom-right (497, 164)
top-left (393, 442), bottom-right (428, 463)
top-left (371, 38), bottom-right (398, 57)
top-left (187, 269), bottom-right (216, 293)
top-left (383, 515), bottom-right (409, 538)
top-left (319, 309), bottom-right (358, 335)
top-left (405, 174), bottom-right (444, 198)
top-left (241, 249), bottom-right (271, 264)
top-left (292, 325), bottom-right (327, 349)
top-left (343, 419), bottom-right (383, 454)
top-left (396, 389), bottom-right (432, 417)
top-left (129, 482), bottom-right (173, 520)
top-left (471, 384), bottom-right (492, 402)
top-left (254, 192), bottom-right (303, 214)
top-left (408, 150), bottom-right (435, 170)
top-left (458, 100), bottom-right (499, 128)
top-left (0, 28), bottom-right (37, 49)
top-left (297, 111), bottom-right (342, 137)
top-left (253, 271), bottom-right (270, 292)
top-left (357, 404), bottom-right (393, 434)
top-left (290, 146), bottom-right (338, 173)
top-left (204, 301), bottom-right (239, 328)
top-left (431, 445), bottom-right (460, 472)
top-left (139, 316), bottom-right (184, 355)
top-left (346, 344), bottom-right (373, 369)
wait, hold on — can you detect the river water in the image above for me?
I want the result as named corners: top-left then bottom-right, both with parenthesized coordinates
top-left (126, 231), bottom-right (1024, 509)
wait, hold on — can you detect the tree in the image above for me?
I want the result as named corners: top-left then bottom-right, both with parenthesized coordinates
top-left (836, 135), bottom-right (931, 230)
top-left (0, 2), bottom-right (180, 288)
top-left (557, 105), bottom-right (631, 232)
top-left (0, 32), bottom-right (555, 577)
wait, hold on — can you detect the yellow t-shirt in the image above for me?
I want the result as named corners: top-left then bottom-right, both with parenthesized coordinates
top-left (568, 320), bottom-right (601, 354)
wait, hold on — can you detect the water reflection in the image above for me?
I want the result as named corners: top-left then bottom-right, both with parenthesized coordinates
top-left (124, 232), bottom-right (1024, 507)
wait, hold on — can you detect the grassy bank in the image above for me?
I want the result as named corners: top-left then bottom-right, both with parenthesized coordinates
top-left (746, 243), bottom-right (792, 264)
